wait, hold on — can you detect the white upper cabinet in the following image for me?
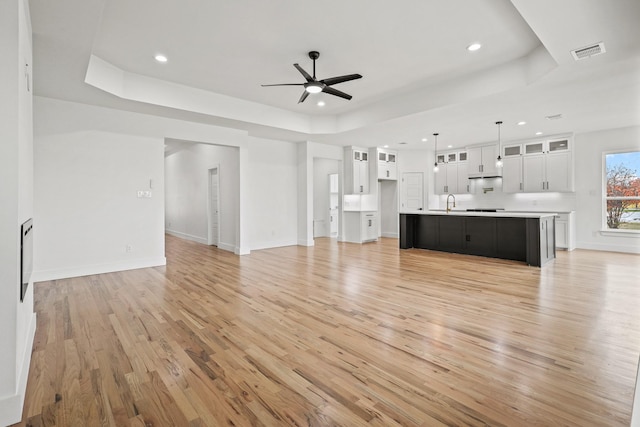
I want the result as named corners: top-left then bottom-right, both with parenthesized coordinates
top-left (502, 144), bottom-right (523, 193)
top-left (377, 148), bottom-right (397, 180)
top-left (434, 150), bottom-right (468, 194)
top-left (522, 138), bottom-right (573, 192)
top-left (344, 147), bottom-right (370, 194)
top-left (467, 144), bottom-right (501, 178)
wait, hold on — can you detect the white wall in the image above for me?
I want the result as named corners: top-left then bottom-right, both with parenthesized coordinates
top-left (248, 137), bottom-right (299, 250)
top-left (0, 0), bottom-right (36, 424)
top-left (165, 142), bottom-right (239, 252)
top-left (34, 130), bottom-right (166, 279)
top-left (33, 96), bottom-right (254, 277)
top-left (574, 126), bottom-right (640, 253)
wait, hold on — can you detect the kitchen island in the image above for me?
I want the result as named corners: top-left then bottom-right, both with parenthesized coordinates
top-left (400, 211), bottom-right (556, 267)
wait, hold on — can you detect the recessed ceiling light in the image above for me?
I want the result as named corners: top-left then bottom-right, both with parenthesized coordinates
top-left (447, 145), bottom-right (452, 148)
top-left (517, 121), bottom-right (526, 126)
top-left (535, 131), bottom-right (543, 135)
top-left (467, 43), bottom-right (482, 52)
top-left (317, 101), bottom-right (325, 107)
top-left (383, 145), bottom-right (389, 148)
top-left (154, 54), bottom-right (168, 63)
top-left (421, 138), bottom-right (428, 142)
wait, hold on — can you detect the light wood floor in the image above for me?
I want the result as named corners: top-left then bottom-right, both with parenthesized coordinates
top-left (13, 235), bottom-right (640, 426)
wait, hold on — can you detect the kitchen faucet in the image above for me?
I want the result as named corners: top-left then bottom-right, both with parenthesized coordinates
top-left (446, 194), bottom-right (456, 213)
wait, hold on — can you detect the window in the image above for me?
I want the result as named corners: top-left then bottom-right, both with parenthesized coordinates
top-left (605, 151), bottom-right (640, 230)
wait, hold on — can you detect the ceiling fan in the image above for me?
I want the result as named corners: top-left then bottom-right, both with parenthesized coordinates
top-left (261, 51), bottom-right (362, 104)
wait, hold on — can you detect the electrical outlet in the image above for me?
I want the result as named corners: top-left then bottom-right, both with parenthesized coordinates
top-left (137, 190), bottom-right (152, 198)
top-left (125, 245), bottom-right (132, 253)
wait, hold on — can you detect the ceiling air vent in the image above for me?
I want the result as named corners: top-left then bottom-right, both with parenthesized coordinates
top-left (545, 114), bottom-right (563, 121)
top-left (571, 42), bottom-right (606, 60)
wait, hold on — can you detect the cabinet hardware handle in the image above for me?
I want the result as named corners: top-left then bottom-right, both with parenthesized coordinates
top-left (360, 185), bottom-right (363, 192)
top-left (520, 182), bottom-right (523, 191)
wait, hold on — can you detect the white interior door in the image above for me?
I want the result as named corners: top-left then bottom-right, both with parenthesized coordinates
top-left (401, 172), bottom-right (424, 212)
top-left (208, 167), bottom-right (219, 246)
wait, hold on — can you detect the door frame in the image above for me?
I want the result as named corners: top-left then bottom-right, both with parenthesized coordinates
top-left (207, 166), bottom-right (220, 246)
top-left (401, 171), bottom-right (425, 212)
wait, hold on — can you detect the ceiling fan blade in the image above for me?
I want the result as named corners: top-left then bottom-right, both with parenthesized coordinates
top-left (322, 86), bottom-right (352, 100)
top-left (261, 83), bottom-right (305, 87)
top-left (320, 74), bottom-right (362, 86)
top-left (298, 90), bottom-right (310, 104)
top-left (294, 64), bottom-right (314, 82)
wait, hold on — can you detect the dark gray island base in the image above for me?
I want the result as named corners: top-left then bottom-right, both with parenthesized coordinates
top-left (400, 212), bottom-right (556, 267)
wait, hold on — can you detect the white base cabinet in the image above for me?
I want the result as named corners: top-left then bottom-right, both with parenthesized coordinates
top-left (555, 212), bottom-right (575, 251)
top-left (344, 211), bottom-right (378, 243)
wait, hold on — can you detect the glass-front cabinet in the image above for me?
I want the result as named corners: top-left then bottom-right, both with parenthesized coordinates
top-left (502, 137), bottom-right (573, 193)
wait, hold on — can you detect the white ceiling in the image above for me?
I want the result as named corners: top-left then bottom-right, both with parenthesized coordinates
top-left (29, 0), bottom-right (640, 150)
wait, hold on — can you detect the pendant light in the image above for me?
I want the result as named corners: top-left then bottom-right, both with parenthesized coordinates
top-left (495, 121), bottom-right (503, 168)
top-left (433, 133), bottom-right (439, 172)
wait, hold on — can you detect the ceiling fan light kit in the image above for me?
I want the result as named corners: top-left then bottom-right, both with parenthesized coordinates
top-left (262, 51), bottom-right (362, 103)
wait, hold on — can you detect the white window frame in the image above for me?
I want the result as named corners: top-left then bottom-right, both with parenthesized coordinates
top-left (601, 149), bottom-right (640, 235)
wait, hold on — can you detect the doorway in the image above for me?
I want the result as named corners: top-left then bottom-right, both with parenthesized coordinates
top-left (313, 158), bottom-right (340, 239)
top-left (208, 167), bottom-right (220, 246)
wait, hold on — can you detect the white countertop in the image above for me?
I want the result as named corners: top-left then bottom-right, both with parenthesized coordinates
top-left (402, 210), bottom-right (557, 218)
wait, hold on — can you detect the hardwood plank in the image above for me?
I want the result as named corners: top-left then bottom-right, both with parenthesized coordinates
top-left (12, 235), bottom-right (640, 426)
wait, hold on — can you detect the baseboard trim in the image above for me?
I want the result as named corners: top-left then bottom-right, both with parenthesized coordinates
top-left (576, 242), bottom-right (640, 254)
top-left (234, 245), bottom-right (251, 255)
top-left (216, 242), bottom-right (236, 253)
top-left (251, 240), bottom-right (298, 251)
top-left (381, 232), bottom-right (399, 238)
top-left (0, 312), bottom-right (36, 426)
top-left (32, 257), bottom-right (167, 282)
top-left (165, 229), bottom-right (208, 245)
top-left (297, 239), bottom-right (314, 247)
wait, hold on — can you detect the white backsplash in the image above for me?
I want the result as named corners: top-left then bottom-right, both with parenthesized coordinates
top-left (435, 178), bottom-right (576, 212)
